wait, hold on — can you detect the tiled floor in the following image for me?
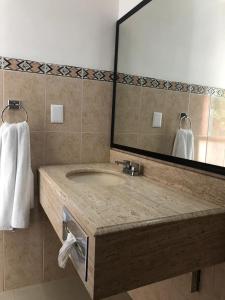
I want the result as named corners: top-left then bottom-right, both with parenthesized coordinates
top-left (0, 278), bottom-right (131, 300)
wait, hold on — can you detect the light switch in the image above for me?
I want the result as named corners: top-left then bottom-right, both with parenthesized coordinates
top-left (51, 104), bottom-right (64, 123)
top-left (152, 112), bottom-right (162, 128)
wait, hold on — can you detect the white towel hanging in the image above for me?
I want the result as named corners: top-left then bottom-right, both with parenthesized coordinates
top-left (11, 122), bottom-right (34, 228)
top-left (172, 129), bottom-right (194, 160)
top-left (0, 121), bottom-right (34, 230)
top-left (0, 123), bottom-right (18, 230)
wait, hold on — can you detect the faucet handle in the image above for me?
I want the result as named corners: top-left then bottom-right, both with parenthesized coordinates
top-left (115, 160), bottom-right (143, 176)
top-left (130, 162), bottom-right (143, 176)
top-left (115, 160), bottom-right (131, 167)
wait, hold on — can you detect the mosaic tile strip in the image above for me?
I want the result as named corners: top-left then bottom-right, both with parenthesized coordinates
top-left (83, 68), bottom-right (114, 82)
top-left (0, 56), bottom-right (114, 82)
top-left (0, 57), bottom-right (3, 69)
top-left (2, 57), bottom-right (46, 74)
top-left (116, 72), bottom-right (225, 97)
top-left (117, 73), bottom-right (142, 86)
top-left (142, 77), bottom-right (168, 90)
top-left (1, 55), bottom-right (225, 92)
top-left (45, 63), bottom-right (82, 78)
top-left (167, 81), bottom-right (190, 93)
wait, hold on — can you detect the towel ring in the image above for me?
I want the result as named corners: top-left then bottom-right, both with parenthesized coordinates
top-left (1, 101), bottom-right (28, 123)
top-left (179, 116), bottom-right (192, 129)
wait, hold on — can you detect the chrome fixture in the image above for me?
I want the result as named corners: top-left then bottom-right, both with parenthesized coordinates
top-left (115, 160), bottom-right (143, 176)
top-left (179, 112), bottom-right (192, 129)
top-left (191, 270), bottom-right (201, 293)
top-left (1, 100), bottom-right (28, 123)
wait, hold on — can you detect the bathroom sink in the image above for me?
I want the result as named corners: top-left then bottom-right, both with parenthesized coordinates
top-left (66, 170), bottom-right (126, 186)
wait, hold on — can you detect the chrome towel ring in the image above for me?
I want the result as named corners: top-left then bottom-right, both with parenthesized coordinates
top-left (179, 113), bottom-right (192, 129)
top-left (1, 100), bottom-right (28, 123)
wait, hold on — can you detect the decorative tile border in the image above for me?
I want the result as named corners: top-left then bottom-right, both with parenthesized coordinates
top-left (1, 56), bottom-right (224, 96)
top-left (0, 56), bottom-right (114, 82)
top-left (45, 63), bottom-right (82, 78)
top-left (116, 72), bottom-right (225, 97)
top-left (117, 72), bottom-right (142, 86)
top-left (2, 57), bottom-right (46, 74)
top-left (83, 69), bottom-right (114, 82)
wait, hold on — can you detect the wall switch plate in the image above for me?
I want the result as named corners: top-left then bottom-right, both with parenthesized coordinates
top-left (51, 104), bottom-right (64, 123)
top-left (152, 112), bottom-right (162, 128)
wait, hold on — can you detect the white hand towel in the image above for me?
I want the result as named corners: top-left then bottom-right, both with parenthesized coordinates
top-left (172, 129), bottom-right (194, 160)
top-left (58, 233), bottom-right (77, 269)
top-left (0, 123), bottom-right (18, 230)
top-left (11, 122), bottom-right (34, 228)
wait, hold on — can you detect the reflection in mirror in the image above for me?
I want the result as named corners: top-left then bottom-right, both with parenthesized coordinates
top-left (113, 0), bottom-right (225, 167)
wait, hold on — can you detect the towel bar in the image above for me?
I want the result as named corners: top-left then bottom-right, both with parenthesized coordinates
top-left (179, 112), bottom-right (192, 129)
top-left (1, 100), bottom-right (28, 123)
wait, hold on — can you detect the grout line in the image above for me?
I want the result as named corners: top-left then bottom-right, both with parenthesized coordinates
top-left (205, 95), bottom-right (212, 164)
top-left (42, 223), bottom-right (45, 282)
top-left (2, 232), bottom-right (5, 292)
top-left (43, 73), bottom-right (47, 166)
top-left (80, 70), bottom-right (84, 163)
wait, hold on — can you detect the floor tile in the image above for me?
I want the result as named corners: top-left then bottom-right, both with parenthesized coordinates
top-left (1, 278), bottom-right (131, 300)
top-left (0, 291), bottom-right (14, 300)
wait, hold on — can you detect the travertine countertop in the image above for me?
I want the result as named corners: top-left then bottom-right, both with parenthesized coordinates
top-left (39, 163), bottom-right (224, 236)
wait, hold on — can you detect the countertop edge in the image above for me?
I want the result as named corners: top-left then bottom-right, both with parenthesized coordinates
top-left (39, 166), bottom-right (225, 237)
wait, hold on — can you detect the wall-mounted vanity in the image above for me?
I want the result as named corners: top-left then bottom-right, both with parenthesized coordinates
top-left (39, 163), bottom-right (225, 300)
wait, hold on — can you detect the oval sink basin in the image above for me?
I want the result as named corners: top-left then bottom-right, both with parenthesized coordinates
top-left (66, 170), bottom-right (126, 186)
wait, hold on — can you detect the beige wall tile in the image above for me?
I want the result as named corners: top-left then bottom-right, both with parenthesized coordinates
top-left (206, 137), bottom-right (225, 167)
top-left (114, 133), bottom-right (138, 148)
top-left (81, 133), bottom-right (110, 163)
top-left (45, 132), bottom-right (81, 165)
top-left (3, 71), bottom-right (46, 131)
top-left (194, 136), bottom-right (207, 163)
top-left (205, 97), bottom-right (225, 166)
top-left (30, 132), bottom-right (45, 196)
top-left (164, 90), bottom-right (189, 136)
top-left (114, 84), bottom-right (141, 133)
top-left (45, 76), bottom-right (82, 132)
top-left (0, 70), bottom-right (3, 125)
top-left (139, 88), bottom-right (168, 135)
top-left (139, 89), bottom-right (189, 138)
top-left (209, 96), bottom-right (225, 137)
top-left (189, 94), bottom-right (210, 136)
top-left (82, 80), bottom-right (112, 134)
top-left (30, 132), bottom-right (45, 172)
top-left (4, 223), bottom-right (43, 290)
top-left (138, 134), bottom-right (174, 155)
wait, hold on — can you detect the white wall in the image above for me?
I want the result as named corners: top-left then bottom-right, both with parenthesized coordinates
top-left (118, 0), bottom-right (225, 88)
top-left (118, 0), bottom-right (142, 18)
top-left (0, 0), bottom-right (119, 70)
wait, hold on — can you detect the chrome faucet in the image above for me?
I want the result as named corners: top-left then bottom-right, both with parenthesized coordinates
top-left (115, 160), bottom-right (143, 176)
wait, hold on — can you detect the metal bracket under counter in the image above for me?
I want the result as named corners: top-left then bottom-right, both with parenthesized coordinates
top-left (191, 270), bottom-right (201, 293)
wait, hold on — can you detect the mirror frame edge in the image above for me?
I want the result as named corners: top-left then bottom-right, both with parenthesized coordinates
top-left (111, 0), bottom-right (225, 177)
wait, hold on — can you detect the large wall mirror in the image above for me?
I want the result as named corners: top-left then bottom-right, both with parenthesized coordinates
top-left (111, 0), bottom-right (225, 175)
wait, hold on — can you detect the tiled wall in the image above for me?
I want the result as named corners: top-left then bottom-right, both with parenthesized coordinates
top-left (0, 56), bottom-right (113, 291)
top-left (114, 74), bottom-right (225, 166)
